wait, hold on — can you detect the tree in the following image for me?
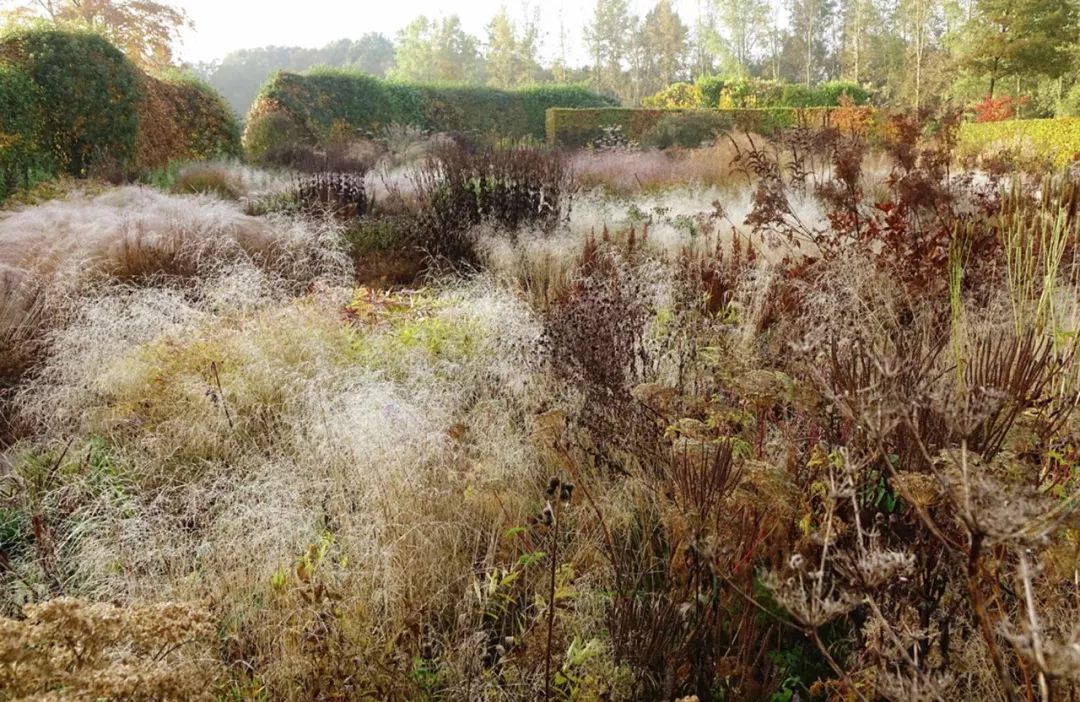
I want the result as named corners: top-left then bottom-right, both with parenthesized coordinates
top-left (690, 0), bottom-right (718, 78)
top-left (0, 0), bottom-right (191, 70)
top-left (713, 0), bottom-right (769, 77)
top-left (344, 34), bottom-right (396, 76)
top-left (201, 35), bottom-right (395, 118)
top-left (584, 0), bottom-right (634, 97)
top-left (638, 0), bottom-right (689, 95)
top-left (392, 15), bottom-right (484, 84)
top-left (761, 3), bottom-right (788, 80)
top-left (960, 0), bottom-right (1078, 97)
top-left (895, 0), bottom-right (943, 108)
top-left (484, 5), bottom-right (542, 88)
top-left (784, 0), bottom-right (837, 85)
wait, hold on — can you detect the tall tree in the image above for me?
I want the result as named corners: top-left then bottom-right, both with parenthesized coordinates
top-left (784, 0), bottom-right (837, 85)
top-left (484, 6), bottom-right (543, 88)
top-left (1, 0), bottom-right (191, 70)
top-left (690, 0), bottom-right (718, 77)
top-left (761, 2), bottom-right (788, 80)
top-left (584, 0), bottom-right (634, 96)
top-left (392, 15), bottom-right (484, 84)
top-left (713, 0), bottom-right (769, 77)
top-left (960, 0), bottom-right (1078, 96)
top-left (896, 0), bottom-right (943, 108)
top-left (839, 0), bottom-right (873, 83)
top-left (486, 8), bottom-right (518, 87)
top-left (638, 0), bottom-right (689, 94)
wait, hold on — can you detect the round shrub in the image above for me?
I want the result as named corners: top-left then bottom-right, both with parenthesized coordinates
top-left (167, 75), bottom-right (241, 160)
top-left (817, 81), bottom-right (870, 106)
top-left (0, 28), bottom-right (141, 176)
top-left (243, 104), bottom-right (315, 163)
top-left (643, 82), bottom-right (705, 109)
top-left (641, 111), bottom-right (734, 149)
top-left (133, 72), bottom-right (241, 172)
top-left (132, 73), bottom-right (188, 173)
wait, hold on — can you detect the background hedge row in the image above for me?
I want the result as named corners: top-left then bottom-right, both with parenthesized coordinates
top-left (957, 117), bottom-right (1080, 169)
top-left (0, 28), bottom-right (239, 201)
top-left (243, 68), bottom-right (616, 159)
top-left (545, 107), bottom-right (863, 148)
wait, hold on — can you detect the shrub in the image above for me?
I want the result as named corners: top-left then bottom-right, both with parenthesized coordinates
top-left (782, 80), bottom-right (869, 107)
top-left (816, 80), bottom-right (871, 106)
top-left (690, 76), bottom-right (868, 109)
top-left (641, 82), bottom-right (705, 109)
top-left (973, 94), bottom-right (1030, 122)
top-left (0, 28), bottom-right (141, 177)
top-left (293, 171), bottom-right (367, 219)
top-left (171, 162), bottom-right (242, 199)
top-left (132, 72), bottom-right (241, 174)
top-left (0, 29), bottom-right (239, 199)
top-left (413, 144), bottom-right (570, 263)
top-left (640, 110), bottom-right (734, 149)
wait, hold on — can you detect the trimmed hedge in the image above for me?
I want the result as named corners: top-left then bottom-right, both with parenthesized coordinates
top-left (546, 107), bottom-right (862, 148)
top-left (957, 118), bottom-right (1080, 169)
top-left (0, 28), bottom-right (140, 177)
top-left (0, 60), bottom-right (39, 199)
top-left (243, 69), bottom-right (616, 160)
top-left (0, 27), bottom-right (240, 201)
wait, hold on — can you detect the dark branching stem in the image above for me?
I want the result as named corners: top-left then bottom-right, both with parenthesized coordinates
top-left (210, 361), bottom-right (234, 431)
top-left (544, 502), bottom-right (560, 702)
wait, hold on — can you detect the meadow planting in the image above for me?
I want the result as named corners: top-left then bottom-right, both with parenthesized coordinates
top-left (1, 69), bottom-right (1080, 702)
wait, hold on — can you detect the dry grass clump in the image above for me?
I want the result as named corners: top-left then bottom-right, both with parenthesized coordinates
top-left (169, 162), bottom-right (242, 199)
top-left (0, 186), bottom-right (347, 290)
top-left (4, 264), bottom-right (579, 698)
top-left (0, 597), bottom-right (223, 701)
top-left (572, 138), bottom-right (746, 195)
top-left (0, 186), bottom-right (349, 445)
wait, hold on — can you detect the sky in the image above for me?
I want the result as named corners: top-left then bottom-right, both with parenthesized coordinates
top-left (174, 0), bottom-right (707, 67)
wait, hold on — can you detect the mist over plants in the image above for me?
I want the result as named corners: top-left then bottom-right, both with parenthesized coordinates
top-left (1, 2), bottom-right (1080, 701)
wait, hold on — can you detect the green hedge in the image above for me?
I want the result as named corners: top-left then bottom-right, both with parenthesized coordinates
top-left (546, 107), bottom-right (857, 148)
top-left (957, 118), bottom-right (1080, 169)
top-left (0, 28), bottom-right (141, 177)
top-left (0, 27), bottom-right (240, 201)
top-left (0, 60), bottom-right (39, 199)
top-left (243, 69), bottom-right (616, 159)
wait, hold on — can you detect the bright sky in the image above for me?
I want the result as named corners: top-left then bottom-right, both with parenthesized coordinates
top-left (174, 0), bottom-right (707, 66)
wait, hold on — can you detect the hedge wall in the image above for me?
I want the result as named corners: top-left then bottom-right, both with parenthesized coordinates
top-left (0, 60), bottom-right (39, 199)
top-left (957, 118), bottom-right (1080, 169)
top-left (243, 69), bottom-right (616, 159)
top-left (0, 27), bottom-right (240, 201)
top-left (545, 107), bottom-right (860, 148)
